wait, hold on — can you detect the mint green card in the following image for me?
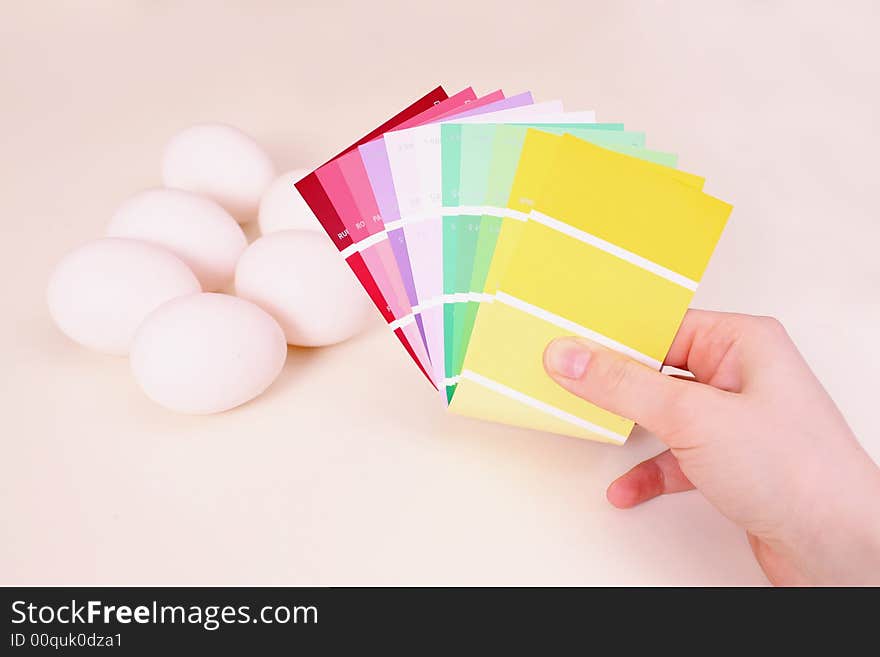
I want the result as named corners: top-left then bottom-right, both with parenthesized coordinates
top-left (442, 123), bottom-right (680, 402)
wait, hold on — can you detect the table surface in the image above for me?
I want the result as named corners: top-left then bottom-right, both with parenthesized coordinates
top-left (2, 2), bottom-right (878, 585)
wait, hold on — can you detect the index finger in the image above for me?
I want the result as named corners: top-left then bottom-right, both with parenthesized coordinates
top-left (663, 309), bottom-right (753, 391)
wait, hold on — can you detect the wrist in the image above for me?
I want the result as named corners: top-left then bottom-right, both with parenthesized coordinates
top-left (788, 454), bottom-right (880, 585)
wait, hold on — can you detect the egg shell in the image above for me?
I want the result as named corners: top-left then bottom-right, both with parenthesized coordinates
top-left (47, 238), bottom-right (201, 355)
top-left (234, 230), bottom-right (373, 346)
top-left (130, 293), bottom-right (287, 414)
top-left (161, 123), bottom-right (276, 223)
top-left (258, 168), bottom-right (321, 235)
top-left (107, 188), bottom-right (247, 292)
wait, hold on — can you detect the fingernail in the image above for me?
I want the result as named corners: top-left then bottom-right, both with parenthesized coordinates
top-left (545, 338), bottom-right (591, 379)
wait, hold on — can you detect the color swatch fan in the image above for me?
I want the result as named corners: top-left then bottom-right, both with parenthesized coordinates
top-left (296, 85), bottom-right (732, 445)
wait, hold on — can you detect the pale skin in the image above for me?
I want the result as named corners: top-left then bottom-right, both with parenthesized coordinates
top-left (543, 310), bottom-right (880, 586)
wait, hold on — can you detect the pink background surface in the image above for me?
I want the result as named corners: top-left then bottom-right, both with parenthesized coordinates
top-left (2, 1), bottom-right (878, 585)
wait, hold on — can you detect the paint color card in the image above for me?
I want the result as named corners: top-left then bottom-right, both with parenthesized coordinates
top-left (302, 87), bottom-right (509, 384)
top-left (381, 94), bottom-right (549, 383)
top-left (449, 131), bottom-right (731, 443)
top-left (386, 103), bottom-right (601, 387)
top-left (296, 86), bottom-right (449, 386)
top-left (441, 126), bottom-right (685, 402)
top-left (356, 93), bottom-right (540, 378)
top-left (297, 87), bottom-right (733, 447)
top-left (440, 123), bottom-right (635, 396)
top-left (320, 86), bottom-right (485, 375)
top-left (440, 123), bottom-right (676, 401)
top-left (348, 87), bottom-right (495, 346)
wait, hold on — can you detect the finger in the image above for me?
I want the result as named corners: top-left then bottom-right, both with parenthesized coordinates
top-left (663, 309), bottom-right (791, 392)
top-left (663, 309), bottom-right (729, 371)
top-left (606, 450), bottom-right (695, 508)
top-left (544, 336), bottom-right (724, 439)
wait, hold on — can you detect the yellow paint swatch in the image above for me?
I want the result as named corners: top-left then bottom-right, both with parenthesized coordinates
top-left (451, 376), bottom-right (624, 445)
top-left (482, 130), bottom-right (707, 295)
top-left (497, 221), bottom-right (695, 362)
top-left (541, 134), bottom-right (729, 281)
top-left (450, 131), bottom-right (733, 444)
top-left (460, 300), bottom-right (633, 438)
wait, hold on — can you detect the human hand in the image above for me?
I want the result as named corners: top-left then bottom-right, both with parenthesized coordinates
top-left (543, 310), bottom-right (880, 585)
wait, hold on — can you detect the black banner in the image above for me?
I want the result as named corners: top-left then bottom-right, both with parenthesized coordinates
top-left (0, 586), bottom-right (866, 652)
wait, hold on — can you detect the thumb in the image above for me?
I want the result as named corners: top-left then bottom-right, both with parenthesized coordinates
top-left (543, 336), bottom-right (721, 442)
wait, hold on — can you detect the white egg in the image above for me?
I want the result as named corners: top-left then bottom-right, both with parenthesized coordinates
top-left (130, 293), bottom-right (287, 414)
top-left (258, 168), bottom-right (321, 235)
top-left (47, 238), bottom-right (201, 355)
top-left (234, 231), bottom-right (373, 346)
top-left (161, 123), bottom-right (276, 223)
top-left (107, 188), bottom-right (247, 292)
